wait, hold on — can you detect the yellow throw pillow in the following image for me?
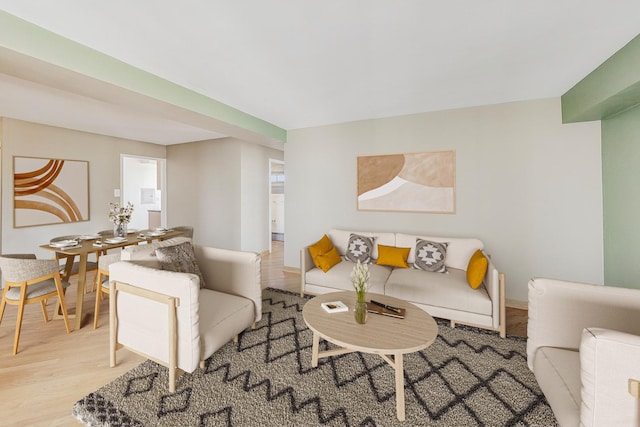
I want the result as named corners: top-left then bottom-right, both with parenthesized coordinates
top-left (315, 247), bottom-right (342, 272)
top-left (308, 235), bottom-right (342, 272)
top-left (376, 245), bottom-right (410, 268)
top-left (308, 234), bottom-right (333, 260)
top-left (466, 250), bottom-right (488, 289)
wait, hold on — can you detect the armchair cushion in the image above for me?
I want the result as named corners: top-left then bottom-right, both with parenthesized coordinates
top-left (155, 241), bottom-right (206, 288)
top-left (532, 347), bottom-right (581, 426)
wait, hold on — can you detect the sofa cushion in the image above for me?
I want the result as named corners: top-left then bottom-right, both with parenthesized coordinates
top-left (305, 260), bottom-right (391, 294)
top-left (345, 233), bottom-right (375, 264)
top-left (466, 250), bottom-right (488, 289)
top-left (396, 233), bottom-right (483, 271)
top-left (155, 241), bottom-right (206, 289)
top-left (533, 347), bottom-right (581, 427)
top-left (328, 229), bottom-right (395, 260)
top-left (385, 267), bottom-right (492, 315)
top-left (376, 244), bottom-right (410, 268)
top-left (414, 239), bottom-right (447, 273)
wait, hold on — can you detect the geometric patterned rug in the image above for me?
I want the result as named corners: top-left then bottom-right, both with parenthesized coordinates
top-left (73, 288), bottom-right (558, 426)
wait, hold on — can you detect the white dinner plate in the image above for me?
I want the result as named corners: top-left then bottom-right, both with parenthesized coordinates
top-left (105, 237), bottom-right (127, 244)
top-left (149, 231), bottom-right (166, 236)
top-left (78, 234), bottom-right (100, 240)
top-left (50, 239), bottom-right (78, 247)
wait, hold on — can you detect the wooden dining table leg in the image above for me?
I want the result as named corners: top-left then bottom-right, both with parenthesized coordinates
top-left (55, 255), bottom-right (75, 317)
top-left (74, 253), bottom-right (88, 330)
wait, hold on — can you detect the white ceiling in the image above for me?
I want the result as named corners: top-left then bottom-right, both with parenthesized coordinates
top-left (0, 1), bottom-right (639, 144)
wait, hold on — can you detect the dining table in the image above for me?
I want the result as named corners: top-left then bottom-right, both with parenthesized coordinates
top-left (40, 228), bottom-right (185, 330)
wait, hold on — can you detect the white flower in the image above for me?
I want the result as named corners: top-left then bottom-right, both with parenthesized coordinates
top-left (351, 260), bottom-right (370, 294)
top-left (108, 202), bottom-right (134, 224)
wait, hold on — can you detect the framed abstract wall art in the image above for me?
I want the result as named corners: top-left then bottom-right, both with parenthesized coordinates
top-left (357, 150), bottom-right (456, 214)
top-left (13, 156), bottom-right (89, 227)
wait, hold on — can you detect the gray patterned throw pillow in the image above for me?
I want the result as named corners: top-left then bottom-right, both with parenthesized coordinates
top-left (345, 233), bottom-right (375, 264)
top-left (155, 241), bottom-right (206, 288)
top-left (414, 239), bottom-right (448, 273)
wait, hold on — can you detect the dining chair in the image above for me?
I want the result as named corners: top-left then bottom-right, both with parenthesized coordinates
top-left (93, 252), bottom-right (121, 329)
top-left (0, 254), bottom-right (71, 354)
top-left (171, 226), bottom-right (194, 239)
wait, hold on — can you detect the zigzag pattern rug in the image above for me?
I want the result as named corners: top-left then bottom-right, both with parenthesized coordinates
top-left (73, 288), bottom-right (557, 426)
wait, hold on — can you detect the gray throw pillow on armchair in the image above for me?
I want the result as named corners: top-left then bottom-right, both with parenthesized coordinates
top-left (155, 241), bottom-right (206, 289)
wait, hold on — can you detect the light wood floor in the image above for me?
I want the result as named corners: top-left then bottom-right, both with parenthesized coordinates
top-left (0, 241), bottom-right (527, 426)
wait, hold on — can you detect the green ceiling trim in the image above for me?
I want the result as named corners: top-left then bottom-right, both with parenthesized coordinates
top-left (0, 10), bottom-right (286, 142)
top-left (562, 33), bottom-right (640, 123)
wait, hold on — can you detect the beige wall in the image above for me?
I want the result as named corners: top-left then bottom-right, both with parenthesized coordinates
top-left (285, 98), bottom-right (603, 302)
top-left (167, 137), bottom-right (283, 252)
top-left (0, 118), bottom-right (165, 258)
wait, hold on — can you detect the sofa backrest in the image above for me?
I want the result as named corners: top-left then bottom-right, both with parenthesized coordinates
top-left (120, 237), bottom-right (193, 268)
top-left (395, 233), bottom-right (483, 271)
top-left (325, 229), bottom-right (483, 271)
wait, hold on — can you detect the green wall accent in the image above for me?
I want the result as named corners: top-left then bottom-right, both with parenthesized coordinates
top-left (562, 34), bottom-right (640, 123)
top-left (602, 105), bottom-right (640, 289)
top-left (0, 10), bottom-right (286, 142)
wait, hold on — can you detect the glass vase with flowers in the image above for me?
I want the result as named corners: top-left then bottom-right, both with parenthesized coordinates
top-left (108, 202), bottom-right (134, 238)
top-left (351, 260), bottom-right (370, 324)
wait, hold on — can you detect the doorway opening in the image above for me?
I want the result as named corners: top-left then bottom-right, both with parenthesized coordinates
top-left (121, 155), bottom-right (166, 231)
top-left (269, 159), bottom-right (284, 251)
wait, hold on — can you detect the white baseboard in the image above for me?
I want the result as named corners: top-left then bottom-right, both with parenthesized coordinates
top-left (506, 299), bottom-right (528, 310)
top-left (283, 266), bottom-right (301, 274)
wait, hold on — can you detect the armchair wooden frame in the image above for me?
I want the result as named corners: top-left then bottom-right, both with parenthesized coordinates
top-left (109, 280), bottom-right (182, 392)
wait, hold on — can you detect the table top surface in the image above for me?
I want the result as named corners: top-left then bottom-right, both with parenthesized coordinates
top-left (40, 229), bottom-right (185, 254)
top-left (303, 291), bottom-right (438, 354)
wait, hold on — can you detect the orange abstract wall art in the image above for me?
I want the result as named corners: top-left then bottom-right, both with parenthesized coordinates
top-left (13, 156), bottom-right (89, 227)
top-left (357, 150), bottom-right (455, 213)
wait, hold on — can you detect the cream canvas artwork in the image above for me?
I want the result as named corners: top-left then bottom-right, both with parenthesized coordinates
top-left (14, 156), bottom-right (89, 227)
top-left (357, 150), bottom-right (455, 213)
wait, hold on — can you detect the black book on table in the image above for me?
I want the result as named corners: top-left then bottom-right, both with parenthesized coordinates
top-left (365, 302), bottom-right (406, 319)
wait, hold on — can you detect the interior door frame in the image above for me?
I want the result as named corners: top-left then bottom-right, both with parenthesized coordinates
top-left (120, 154), bottom-right (167, 228)
top-left (268, 158), bottom-right (284, 253)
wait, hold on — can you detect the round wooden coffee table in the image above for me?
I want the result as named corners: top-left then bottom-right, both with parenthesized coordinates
top-left (302, 291), bottom-right (438, 421)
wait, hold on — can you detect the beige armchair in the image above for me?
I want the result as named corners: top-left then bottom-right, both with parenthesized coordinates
top-left (108, 242), bottom-right (261, 391)
top-left (0, 254), bottom-right (71, 354)
top-left (527, 278), bottom-right (640, 426)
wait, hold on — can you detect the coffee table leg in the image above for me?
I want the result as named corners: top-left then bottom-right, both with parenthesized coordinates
top-left (311, 332), bottom-right (319, 368)
top-left (395, 353), bottom-right (405, 421)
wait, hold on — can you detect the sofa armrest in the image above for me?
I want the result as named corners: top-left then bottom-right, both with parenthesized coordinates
top-left (194, 246), bottom-right (262, 323)
top-left (580, 328), bottom-right (640, 427)
top-left (527, 278), bottom-right (640, 370)
top-left (300, 245), bottom-right (315, 296)
top-left (482, 253), bottom-right (505, 336)
top-left (109, 261), bottom-right (201, 373)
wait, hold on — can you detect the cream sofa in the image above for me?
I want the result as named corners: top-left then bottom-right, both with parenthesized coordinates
top-left (301, 229), bottom-right (505, 337)
top-left (109, 237), bottom-right (261, 391)
top-left (527, 278), bottom-right (640, 426)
